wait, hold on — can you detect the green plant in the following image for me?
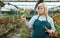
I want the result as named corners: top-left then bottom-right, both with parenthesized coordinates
top-left (21, 27), bottom-right (29, 38)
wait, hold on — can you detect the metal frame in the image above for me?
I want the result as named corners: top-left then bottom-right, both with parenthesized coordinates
top-left (1, 0), bottom-right (60, 2)
top-left (1, 1), bottom-right (60, 2)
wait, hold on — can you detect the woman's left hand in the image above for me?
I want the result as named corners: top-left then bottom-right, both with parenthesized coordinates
top-left (46, 29), bottom-right (52, 33)
top-left (46, 29), bottom-right (58, 37)
top-left (46, 29), bottom-right (53, 36)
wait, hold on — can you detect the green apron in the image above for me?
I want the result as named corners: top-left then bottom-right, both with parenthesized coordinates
top-left (32, 16), bottom-right (52, 38)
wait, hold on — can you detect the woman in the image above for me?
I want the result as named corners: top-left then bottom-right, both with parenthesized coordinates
top-left (21, 3), bottom-right (56, 38)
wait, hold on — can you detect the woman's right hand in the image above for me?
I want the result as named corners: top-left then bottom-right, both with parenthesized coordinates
top-left (21, 15), bottom-right (29, 29)
top-left (21, 14), bottom-right (26, 21)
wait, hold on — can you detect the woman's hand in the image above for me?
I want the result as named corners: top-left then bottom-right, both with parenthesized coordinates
top-left (21, 14), bottom-right (26, 21)
top-left (45, 27), bottom-right (53, 36)
top-left (21, 15), bottom-right (29, 29)
top-left (46, 29), bottom-right (52, 34)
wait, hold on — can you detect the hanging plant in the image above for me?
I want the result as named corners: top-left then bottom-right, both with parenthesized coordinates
top-left (0, 1), bottom-right (5, 7)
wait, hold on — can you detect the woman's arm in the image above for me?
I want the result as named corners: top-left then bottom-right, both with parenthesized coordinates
top-left (21, 15), bottom-right (29, 29)
top-left (21, 15), bottom-right (36, 29)
top-left (23, 20), bottom-right (29, 29)
top-left (45, 17), bottom-right (56, 34)
top-left (45, 17), bottom-right (58, 36)
top-left (50, 18), bottom-right (56, 32)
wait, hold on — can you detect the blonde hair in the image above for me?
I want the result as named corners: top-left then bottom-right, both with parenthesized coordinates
top-left (36, 3), bottom-right (48, 17)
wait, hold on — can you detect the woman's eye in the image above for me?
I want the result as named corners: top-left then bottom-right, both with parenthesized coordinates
top-left (40, 8), bottom-right (43, 9)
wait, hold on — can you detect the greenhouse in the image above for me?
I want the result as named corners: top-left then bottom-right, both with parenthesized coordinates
top-left (0, 0), bottom-right (60, 38)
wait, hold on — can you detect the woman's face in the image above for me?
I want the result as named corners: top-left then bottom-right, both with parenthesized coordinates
top-left (38, 6), bottom-right (45, 15)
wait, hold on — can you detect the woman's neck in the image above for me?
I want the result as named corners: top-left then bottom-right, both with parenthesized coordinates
top-left (38, 14), bottom-right (46, 16)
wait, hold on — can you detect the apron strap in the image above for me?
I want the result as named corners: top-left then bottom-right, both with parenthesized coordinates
top-left (37, 16), bottom-right (39, 19)
top-left (46, 16), bottom-right (48, 22)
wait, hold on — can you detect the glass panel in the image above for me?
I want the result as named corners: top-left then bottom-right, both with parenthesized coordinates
top-left (44, 0), bottom-right (58, 1)
top-left (18, 0), bottom-right (26, 1)
top-left (2, 0), bottom-right (11, 1)
top-left (11, 0), bottom-right (18, 1)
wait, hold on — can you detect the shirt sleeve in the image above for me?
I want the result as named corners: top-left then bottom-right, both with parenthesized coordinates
top-left (28, 15), bottom-right (37, 29)
top-left (49, 18), bottom-right (56, 32)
